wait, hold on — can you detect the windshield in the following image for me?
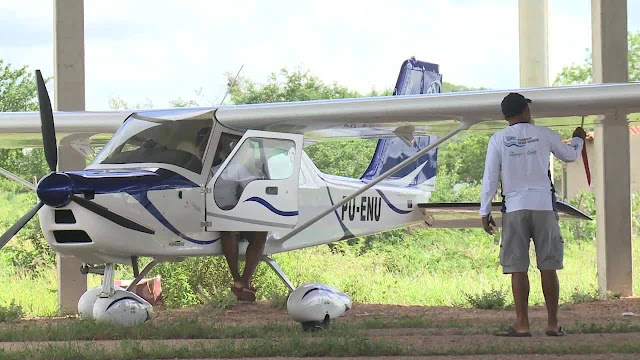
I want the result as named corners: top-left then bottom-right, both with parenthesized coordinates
top-left (92, 117), bottom-right (212, 173)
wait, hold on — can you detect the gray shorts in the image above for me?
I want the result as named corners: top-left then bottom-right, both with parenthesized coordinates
top-left (500, 210), bottom-right (564, 274)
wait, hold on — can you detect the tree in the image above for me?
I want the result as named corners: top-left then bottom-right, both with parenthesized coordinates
top-left (228, 68), bottom-right (363, 105)
top-left (0, 60), bottom-right (38, 112)
top-left (553, 31), bottom-right (640, 85)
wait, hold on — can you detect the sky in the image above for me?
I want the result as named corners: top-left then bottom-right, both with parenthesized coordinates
top-left (1, 0), bottom-right (639, 110)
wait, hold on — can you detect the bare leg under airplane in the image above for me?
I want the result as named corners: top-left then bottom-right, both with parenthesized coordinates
top-left (241, 232), bottom-right (267, 291)
top-left (221, 232), bottom-right (242, 289)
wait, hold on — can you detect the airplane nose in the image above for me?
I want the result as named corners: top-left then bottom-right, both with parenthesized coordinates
top-left (37, 172), bottom-right (74, 207)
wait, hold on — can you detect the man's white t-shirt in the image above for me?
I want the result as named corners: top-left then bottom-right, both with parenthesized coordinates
top-left (479, 123), bottom-right (584, 216)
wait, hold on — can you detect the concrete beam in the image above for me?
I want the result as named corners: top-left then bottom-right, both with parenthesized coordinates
top-left (54, 0), bottom-right (87, 314)
top-left (591, 0), bottom-right (632, 297)
top-left (519, 0), bottom-right (550, 88)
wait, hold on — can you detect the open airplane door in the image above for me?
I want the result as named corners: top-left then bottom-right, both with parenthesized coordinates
top-left (205, 130), bottom-right (303, 232)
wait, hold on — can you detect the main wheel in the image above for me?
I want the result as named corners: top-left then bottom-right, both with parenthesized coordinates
top-left (301, 315), bottom-right (330, 332)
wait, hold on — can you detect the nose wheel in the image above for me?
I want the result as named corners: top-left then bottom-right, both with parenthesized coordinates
top-left (301, 315), bottom-right (331, 332)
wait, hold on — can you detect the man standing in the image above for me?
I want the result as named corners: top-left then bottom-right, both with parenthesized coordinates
top-left (480, 93), bottom-right (586, 337)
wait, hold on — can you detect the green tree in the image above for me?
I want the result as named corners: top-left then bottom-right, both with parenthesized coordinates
top-left (0, 60), bottom-right (53, 270)
top-left (553, 31), bottom-right (640, 85)
top-left (0, 60), bottom-right (38, 112)
top-left (228, 68), bottom-right (363, 104)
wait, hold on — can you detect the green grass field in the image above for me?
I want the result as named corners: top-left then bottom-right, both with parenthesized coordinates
top-left (2, 229), bottom-right (639, 317)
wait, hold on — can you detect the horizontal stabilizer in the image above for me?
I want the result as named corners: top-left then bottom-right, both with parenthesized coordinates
top-left (418, 201), bottom-right (591, 228)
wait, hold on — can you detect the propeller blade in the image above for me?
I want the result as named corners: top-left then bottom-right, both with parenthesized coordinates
top-left (35, 70), bottom-right (57, 172)
top-left (0, 201), bottom-right (44, 250)
top-left (70, 195), bottom-right (155, 234)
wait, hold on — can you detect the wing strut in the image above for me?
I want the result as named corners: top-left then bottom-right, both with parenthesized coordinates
top-left (278, 123), bottom-right (470, 244)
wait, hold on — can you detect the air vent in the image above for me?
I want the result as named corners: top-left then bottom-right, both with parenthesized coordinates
top-left (55, 210), bottom-right (76, 224)
top-left (53, 230), bottom-right (92, 244)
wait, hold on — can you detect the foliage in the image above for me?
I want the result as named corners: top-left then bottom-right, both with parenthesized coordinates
top-left (464, 287), bottom-right (507, 309)
top-left (305, 139), bottom-right (376, 178)
top-left (228, 68), bottom-right (362, 105)
top-left (442, 82), bottom-right (487, 92)
top-left (0, 301), bottom-right (23, 323)
top-left (553, 31), bottom-right (640, 85)
top-left (0, 148), bottom-right (49, 180)
top-left (560, 191), bottom-right (597, 243)
top-left (0, 179), bottom-right (54, 272)
top-left (107, 96), bottom-right (153, 110)
top-left (0, 60), bottom-right (38, 112)
top-left (569, 288), bottom-right (599, 304)
top-left (436, 135), bottom-right (490, 185)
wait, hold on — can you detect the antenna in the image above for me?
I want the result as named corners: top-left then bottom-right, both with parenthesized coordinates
top-left (219, 64), bottom-right (244, 105)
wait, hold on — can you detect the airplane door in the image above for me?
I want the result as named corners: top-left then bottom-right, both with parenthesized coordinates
top-left (205, 130), bottom-right (303, 232)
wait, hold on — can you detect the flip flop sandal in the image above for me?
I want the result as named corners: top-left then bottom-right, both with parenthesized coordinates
top-left (495, 326), bottom-right (532, 337)
top-left (545, 327), bottom-right (567, 337)
top-left (231, 287), bottom-right (256, 302)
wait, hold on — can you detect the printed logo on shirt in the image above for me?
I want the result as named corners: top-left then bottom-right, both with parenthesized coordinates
top-left (527, 149), bottom-right (537, 155)
top-left (509, 151), bottom-right (523, 157)
top-left (504, 136), bottom-right (540, 148)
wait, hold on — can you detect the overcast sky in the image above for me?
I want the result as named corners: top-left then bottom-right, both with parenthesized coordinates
top-left (1, 0), bottom-right (639, 110)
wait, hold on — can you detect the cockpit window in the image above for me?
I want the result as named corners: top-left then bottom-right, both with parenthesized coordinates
top-left (92, 117), bottom-right (212, 173)
top-left (213, 137), bottom-right (295, 210)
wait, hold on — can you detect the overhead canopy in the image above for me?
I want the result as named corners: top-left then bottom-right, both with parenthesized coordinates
top-left (1, 83), bottom-right (640, 148)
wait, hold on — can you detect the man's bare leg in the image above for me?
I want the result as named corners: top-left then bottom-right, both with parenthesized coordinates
top-left (541, 270), bottom-right (560, 332)
top-left (221, 232), bottom-right (242, 289)
top-left (241, 232), bottom-right (267, 289)
top-left (511, 272), bottom-right (530, 333)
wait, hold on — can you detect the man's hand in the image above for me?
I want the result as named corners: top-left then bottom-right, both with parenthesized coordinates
top-left (482, 215), bottom-right (495, 235)
top-left (573, 127), bottom-right (587, 140)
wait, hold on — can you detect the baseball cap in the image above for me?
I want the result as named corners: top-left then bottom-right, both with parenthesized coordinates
top-left (501, 92), bottom-right (532, 118)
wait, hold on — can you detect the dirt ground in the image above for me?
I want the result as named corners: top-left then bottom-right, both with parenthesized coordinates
top-left (5, 298), bottom-right (640, 358)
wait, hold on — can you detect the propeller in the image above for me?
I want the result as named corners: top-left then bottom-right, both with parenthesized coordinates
top-left (0, 70), bottom-right (154, 250)
top-left (36, 70), bottom-right (57, 172)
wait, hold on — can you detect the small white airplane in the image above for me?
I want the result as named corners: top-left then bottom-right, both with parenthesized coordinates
top-left (0, 58), bottom-right (638, 329)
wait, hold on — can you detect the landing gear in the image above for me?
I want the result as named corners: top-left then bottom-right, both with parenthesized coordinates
top-left (77, 262), bottom-right (153, 326)
top-left (301, 315), bottom-right (331, 332)
top-left (261, 256), bottom-right (351, 332)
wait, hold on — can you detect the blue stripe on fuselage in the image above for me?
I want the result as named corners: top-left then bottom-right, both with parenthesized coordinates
top-left (63, 168), bottom-right (217, 245)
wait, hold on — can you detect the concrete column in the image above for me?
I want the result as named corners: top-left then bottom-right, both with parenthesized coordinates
top-left (518, 0), bottom-right (550, 88)
top-left (519, 0), bottom-right (556, 203)
top-left (54, 0), bottom-right (87, 314)
top-left (591, 0), bottom-right (632, 297)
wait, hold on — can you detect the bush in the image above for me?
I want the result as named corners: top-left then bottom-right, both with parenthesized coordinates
top-left (0, 179), bottom-right (55, 272)
top-left (560, 191), bottom-right (596, 243)
top-left (0, 301), bottom-right (23, 322)
top-left (465, 287), bottom-right (508, 309)
top-left (569, 288), bottom-right (599, 304)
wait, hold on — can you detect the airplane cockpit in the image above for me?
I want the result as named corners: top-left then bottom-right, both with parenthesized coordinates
top-left (91, 117), bottom-right (213, 174)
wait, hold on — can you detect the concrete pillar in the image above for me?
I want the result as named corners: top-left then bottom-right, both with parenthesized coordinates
top-left (54, 0), bottom-right (87, 314)
top-left (591, 0), bottom-right (632, 297)
top-left (518, 0), bottom-right (556, 202)
top-left (518, 0), bottom-right (550, 88)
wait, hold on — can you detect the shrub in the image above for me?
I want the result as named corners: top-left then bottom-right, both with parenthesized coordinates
top-left (465, 287), bottom-right (507, 309)
top-left (0, 301), bottom-right (23, 322)
top-left (569, 288), bottom-right (599, 304)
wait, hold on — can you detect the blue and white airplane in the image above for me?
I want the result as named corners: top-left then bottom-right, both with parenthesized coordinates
top-left (0, 59), bottom-right (638, 329)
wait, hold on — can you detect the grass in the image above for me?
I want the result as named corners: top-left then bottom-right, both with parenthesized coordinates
top-left (2, 333), bottom-right (640, 359)
top-left (2, 235), bottom-right (640, 317)
top-left (3, 313), bottom-right (640, 343)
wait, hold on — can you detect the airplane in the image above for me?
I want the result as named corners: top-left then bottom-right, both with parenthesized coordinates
top-left (1, 58), bottom-right (639, 330)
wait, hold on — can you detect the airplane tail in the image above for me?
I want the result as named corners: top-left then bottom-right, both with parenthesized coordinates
top-left (360, 136), bottom-right (438, 191)
top-left (360, 58), bottom-right (442, 192)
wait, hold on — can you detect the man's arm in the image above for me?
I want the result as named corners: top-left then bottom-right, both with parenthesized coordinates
top-left (550, 127), bottom-right (586, 162)
top-left (480, 136), bottom-right (500, 234)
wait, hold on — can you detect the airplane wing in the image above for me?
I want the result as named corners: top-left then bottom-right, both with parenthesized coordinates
top-left (1, 83), bottom-right (640, 148)
top-left (0, 110), bottom-right (132, 148)
top-left (214, 83), bottom-right (640, 139)
top-left (419, 201), bottom-right (591, 228)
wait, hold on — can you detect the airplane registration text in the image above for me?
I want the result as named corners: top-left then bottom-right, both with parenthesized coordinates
top-left (341, 196), bottom-right (382, 222)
